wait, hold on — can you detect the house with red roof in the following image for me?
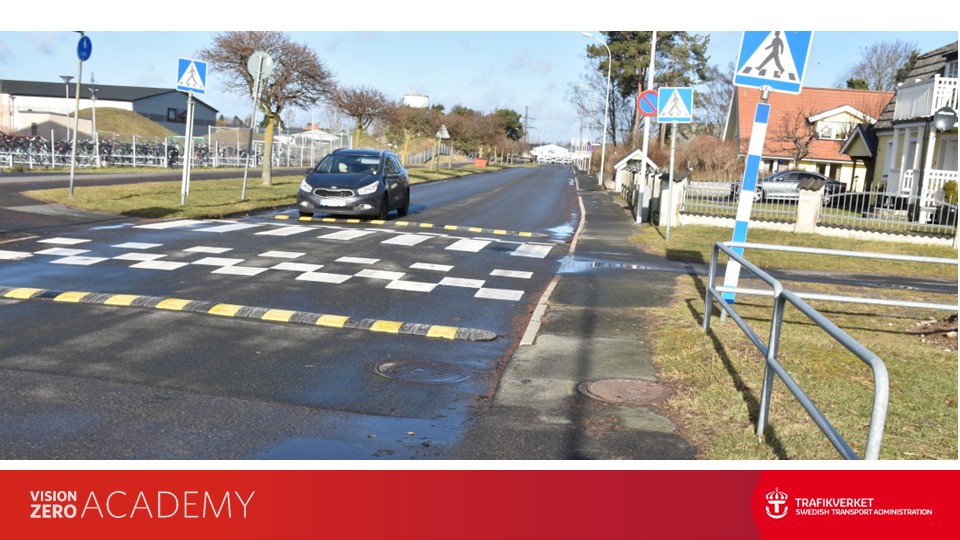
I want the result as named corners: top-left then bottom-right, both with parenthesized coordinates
top-left (723, 86), bottom-right (893, 191)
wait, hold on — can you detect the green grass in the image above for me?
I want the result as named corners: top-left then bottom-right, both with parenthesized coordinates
top-left (650, 276), bottom-right (957, 459)
top-left (632, 224), bottom-right (958, 279)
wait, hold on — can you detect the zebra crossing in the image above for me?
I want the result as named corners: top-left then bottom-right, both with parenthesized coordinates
top-left (0, 219), bottom-right (559, 302)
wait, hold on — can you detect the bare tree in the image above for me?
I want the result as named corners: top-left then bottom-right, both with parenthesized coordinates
top-left (771, 106), bottom-right (817, 167)
top-left (383, 103), bottom-right (439, 165)
top-left (843, 40), bottom-right (919, 91)
top-left (330, 85), bottom-right (389, 148)
top-left (696, 63), bottom-right (735, 138)
top-left (199, 31), bottom-right (335, 185)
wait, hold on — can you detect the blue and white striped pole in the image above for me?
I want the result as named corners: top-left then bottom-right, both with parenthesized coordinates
top-left (722, 91), bottom-right (771, 302)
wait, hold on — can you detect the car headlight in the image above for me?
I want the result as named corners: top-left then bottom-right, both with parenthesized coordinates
top-left (299, 179), bottom-right (312, 192)
top-left (356, 181), bottom-right (379, 195)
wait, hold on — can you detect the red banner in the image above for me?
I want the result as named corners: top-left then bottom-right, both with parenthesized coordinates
top-left (0, 469), bottom-right (956, 539)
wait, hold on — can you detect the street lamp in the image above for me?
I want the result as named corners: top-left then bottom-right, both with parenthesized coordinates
top-left (582, 32), bottom-right (611, 188)
top-left (59, 75), bottom-right (73, 143)
top-left (89, 73), bottom-right (99, 167)
top-left (339, 129), bottom-right (346, 148)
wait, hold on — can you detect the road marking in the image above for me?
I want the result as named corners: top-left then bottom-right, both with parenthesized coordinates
top-left (278, 214), bottom-right (548, 238)
top-left (135, 219), bottom-right (203, 229)
top-left (113, 253), bottom-right (166, 261)
top-left (51, 256), bottom-right (108, 266)
top-left (259, 251), bottom-right (305, 259)
top-left (386, 280), bottom-right (437, 293)
top-left (336, 256), bottom-right (379, 265)
top-left (195, 223), bottom-right (264, 233)
top-left (356, 269), bottom-right (406, 281)
top-left (319, 230), bottom-right (375, 241)
top-left (39, 237), bottom-right (90, 245)
top-left (111, 242), bottom-right (162, 249)
top-left (35, 248), bottom-right (88, 256)
top-left (491, 269), bottom-right (533, 279)
top-left (130, 260), bottom-right (189, 271)
top-left (192, 257), bottom-right (244, 266)
top-left (271, 262), bottom-right (323, 272)
top-left (0, 250), bottom-right (33, 260)
top-left (212, 265), bottom-right (269, 276)
top-left (382, 234), bottom-right (432, 246)
top-left (511, 244), bottom-right (553, 258)
top-left (446, 239), bottom-right (490, 253)
top-left (475, 288), bottom-right (524, 301)
top-left (296, 272), bottom-right (353, 284)
top-left (411, 262), bottom-right (453, 272)
top-left (184, 246), bottom-right (233, 254)
top-left (256, 225), bottom-right (313, 237)
top-left (0, 285), bottom-right (498, 341)
top-left (439, 277), bottom-right (485, 288)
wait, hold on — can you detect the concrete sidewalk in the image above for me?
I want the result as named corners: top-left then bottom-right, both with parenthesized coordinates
top-left (456, 173), bottom-right (698, 459)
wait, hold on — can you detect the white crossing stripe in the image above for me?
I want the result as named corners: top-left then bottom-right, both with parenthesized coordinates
top-left (130, 260), bottom-right (189, 270)
top-left (386, 280), bottom-right (438, 293)
top-left (113, 253), bottom-right (167, 261)
top-left (111, 242), bottom-right (162, 249)
top-left (212, 265), bottom-right (269, 276)
top-left (50, 256), bottom-right (107, 266)
top-left (0, 250), bottom-right (32, 260)
top-left (446, 239), bottom-right (491, 252)
top-left (319, 230), bottom-right (376, 240)
top-left (439, 277), bottom-right (485, 288)
top-left (271, 262), bottom-right (324, 272)
top-left (337, 257), bottom-right (379, 265)
top-left (475, 288), bottom-right (524, 301)
top-left (257, 226), bottom-right (314, 237)
top-left (135, 220), bottom-right (203, 229)
top-left (382, 234), bottom-right (432, 246)
top-left (411, 263), bottom-right (453, 272)
top-left (260, 251), bottom-right (305, 259)
top-left (39, 237), bottom-right (90, 245)
top-left (511, 244), bottom-right (552, 258)
top-left (184, 246), bottom-right (233, 254)
top-left (195, 223), bottom-right (264, 233)
top-left (490, 269), bottom-right (533, 279)
top-left (35, 248), bottom-right (89, 256)
top-left (296, 272), bottom-right (352, 284)
top-left (356, 269), bottom-right (406, 281)
top-left (192, 257), bottom-right (244, 266)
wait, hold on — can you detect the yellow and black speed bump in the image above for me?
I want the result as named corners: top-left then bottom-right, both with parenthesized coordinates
top-left (0, 286), bottom-right (497, 341)
top-left (275, 214), bottom-right (548, 239)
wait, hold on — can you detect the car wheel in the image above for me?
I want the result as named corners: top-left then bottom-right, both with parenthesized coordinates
top-left (298, 210), bottom-right (313, 218)
top-left (397, 188), bottom-right (410, 217)
top-left (378, 194), bottom-right (390, 220)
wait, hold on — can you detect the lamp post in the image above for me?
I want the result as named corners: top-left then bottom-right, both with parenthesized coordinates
top-left (59, 75), bottom-right (73, 144)
top-left (339, 129), bottom-right (346, 149)
top-left (89, 73), bottom-right (99, 167)
top-left (582, 32), bottom-right (611, 188)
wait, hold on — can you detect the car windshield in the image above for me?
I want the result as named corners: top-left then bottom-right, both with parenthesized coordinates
top-left (315, 155), bottom-right (379, 175)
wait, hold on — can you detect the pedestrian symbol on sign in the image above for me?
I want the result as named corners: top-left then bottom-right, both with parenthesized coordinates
top-left (734, 31), bottom-right (813, 94)
top-left (176, 58), bottom-right (207, 95)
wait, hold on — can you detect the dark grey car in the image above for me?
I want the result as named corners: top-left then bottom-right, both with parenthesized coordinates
top-left (296, 148), bottom-right (410, 219)
top-left (731, 170), bottom-right (845, 204)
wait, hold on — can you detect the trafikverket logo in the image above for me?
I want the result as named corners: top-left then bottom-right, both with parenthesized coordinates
top-left (765, 487), bottom-right (789, 519)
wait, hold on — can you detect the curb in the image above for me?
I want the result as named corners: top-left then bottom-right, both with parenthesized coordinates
top-left (0, 286), bottom-right (497, 342)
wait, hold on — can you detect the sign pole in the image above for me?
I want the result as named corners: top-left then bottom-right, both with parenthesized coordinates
top-left (68, 33), bottom-right (91, 197)
top-left (666, 120), bottom-right (676, 243)
top-left (635, 30), bottom-right (656, 224)
top-left (242, 63), bottom-right (263, 201)
top-left (180, 92), bottom-right (195, 205)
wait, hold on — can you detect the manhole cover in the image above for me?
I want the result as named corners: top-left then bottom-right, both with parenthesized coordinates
top-left (578, 378), bottom-right (673, 406)
top-left (376, 360), bottom-right (471, 384)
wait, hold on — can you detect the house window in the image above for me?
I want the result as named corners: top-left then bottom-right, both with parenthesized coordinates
top-left (167, 108), bottom-right (187, 123)
top-left (945, 60), bottom-right (958, 79)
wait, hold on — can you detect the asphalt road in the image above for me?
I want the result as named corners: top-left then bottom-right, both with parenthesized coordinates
top-left (0, 164), bottom-right (579, 459)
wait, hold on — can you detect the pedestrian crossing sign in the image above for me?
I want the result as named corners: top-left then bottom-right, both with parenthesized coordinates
top-left (657, 87), bottom-right (694, 123)
top-left (177, 58), bottom-right (207, 94)
top-left (734, 31), bottom-right (813, 94)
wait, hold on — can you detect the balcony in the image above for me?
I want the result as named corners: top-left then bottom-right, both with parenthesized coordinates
top-left (892, 75), bottom-right (959, 121)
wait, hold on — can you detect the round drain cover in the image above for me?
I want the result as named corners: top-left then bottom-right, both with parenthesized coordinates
top-left (376, 360), bottom-right (471, 384)
top-left (578, 378), bottom-right (672, 406)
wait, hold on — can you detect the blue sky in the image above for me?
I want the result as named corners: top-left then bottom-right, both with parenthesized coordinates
top-left (1, 3), bottom-right (956, 144)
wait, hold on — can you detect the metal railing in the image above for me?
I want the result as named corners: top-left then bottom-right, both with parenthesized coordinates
top-left (820, 191), bottom-right (958, 237)
top-left (703, 241), bottom-right (917, 459)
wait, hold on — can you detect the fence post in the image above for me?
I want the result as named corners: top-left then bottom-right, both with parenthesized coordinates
top-left (795, 184), bottom-right (824, 234)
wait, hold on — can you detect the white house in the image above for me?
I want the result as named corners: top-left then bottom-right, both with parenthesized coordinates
top-left (530, 144), bottom-right (572, 163)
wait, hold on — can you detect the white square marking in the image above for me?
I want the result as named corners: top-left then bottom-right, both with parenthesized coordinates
top-left (212, 265), bottom-right (269, 276)
top-left (411, 263), bottom-right (453, 272)
top-left (257, 225), bottom-right (313, 236)
top-left (192, 257), bottom-right (245, 267)
top-left (475, 288), bottom-right (524, 301)
top-left (382, 234), bottom-right (432, 246)
top-left (319, 230), bottom-right (376, 241)
top-left (296, 272), bottom-right (353, 284)
top-left (51, 256), bottom-right (107, 266)
top-left (439, 277), bottom-right (485, 288)
top-left (271, 262), bottom-right (324, 272)
top-left (356, 269), bottom-right (406, 281)
top-left (111, 242), bottom-right (162, 249)
top-left (260, 251), bottom-right (305, 259)
top-left (113, 253), bottom-right (167, 262)
top-left (446, 239), bottom-right (491, 252)
top-left (130, 261), bottom-right (189, 270)
top-left (511, 243), bottom-right (553, 258)
top-left (195, 223), bottom-right (264, 233)
top-left (491, 269), bottom-right (533, 279)
top-left (35, 248), bottom-right (89, 256)
top-left (39, 237), bottom-right (90, 245)
top-left (0, 250), bottom-right (32, 260)
top-left (336, 256), bottom-right (379, 265)
top-left (184, 246), bottom-right (233, 254)
top-left (386, 280), bottom-right (437, 293)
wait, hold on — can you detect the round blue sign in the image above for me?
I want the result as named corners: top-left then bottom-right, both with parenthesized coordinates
top-left (77, 36), bottom-right (92, 62)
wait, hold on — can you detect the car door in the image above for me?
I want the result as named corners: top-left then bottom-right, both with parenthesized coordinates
top-left (383, 155), bottom-right (404, 208)
top-left (770, 172), bottom-right (800, 199)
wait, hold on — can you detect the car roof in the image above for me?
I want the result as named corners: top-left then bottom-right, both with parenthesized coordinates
top-left (331, 148), bottom-right (393, 158)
